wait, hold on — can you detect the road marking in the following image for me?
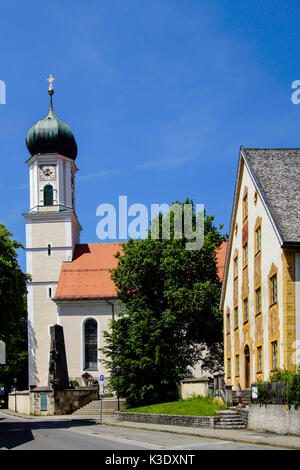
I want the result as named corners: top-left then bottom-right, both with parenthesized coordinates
top-left (64, 427), bottom-right (171, 449)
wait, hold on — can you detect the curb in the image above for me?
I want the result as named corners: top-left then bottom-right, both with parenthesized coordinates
top-left (1, 409), bottom-right (299, 450)
top-left (100, 420), bottom-right (299, 450)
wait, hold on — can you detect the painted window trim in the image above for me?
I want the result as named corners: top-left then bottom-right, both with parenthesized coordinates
top-left (255, 287), bottom-right (262, 316)
top-left (256, 346), bottom-right (263, 374)
top-left (243, 297), bottom-right (249, 323)
top-left (235, 354), bottom-right (240, 377)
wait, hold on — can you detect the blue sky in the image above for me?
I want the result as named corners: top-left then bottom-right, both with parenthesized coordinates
top-left (1, 0), bottom-right (300, 270)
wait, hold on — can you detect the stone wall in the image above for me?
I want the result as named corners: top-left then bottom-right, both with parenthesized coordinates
top-left (9, 386), bottom-right (99, 416)
top-left (248, 404), bottom-right (300, 435)
top-left (116, 409), bottom-right (248, 429)
top-left (54, 387), bottom-right (99, 415)
top-left (116, 411), bottom-right (218, 427)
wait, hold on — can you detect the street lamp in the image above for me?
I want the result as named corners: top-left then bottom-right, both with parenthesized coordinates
top-left (115, 365), bottom-right (120, 411)
top-left (13, 377), bottom-right (17, 412)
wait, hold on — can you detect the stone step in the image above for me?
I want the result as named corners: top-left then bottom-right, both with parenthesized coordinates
top-left (215, 425), bottom-right (245, 429)
top-left (72, 399), bottom-right (126, 416)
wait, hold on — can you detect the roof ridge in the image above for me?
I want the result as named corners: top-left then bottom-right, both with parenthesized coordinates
top-left (61, 268), bottom-right (112, 272)
top-left (244, 147), bottom-right (300, 150)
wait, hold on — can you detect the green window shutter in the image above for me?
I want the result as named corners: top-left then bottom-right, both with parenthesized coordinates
top-left (44, 185), bottom-right (53, 206)
top-left (40, 393), bottom-right (47, 411)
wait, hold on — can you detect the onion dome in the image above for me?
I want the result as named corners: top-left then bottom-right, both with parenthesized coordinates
top-left (26, 76), bottom-right (78, 160)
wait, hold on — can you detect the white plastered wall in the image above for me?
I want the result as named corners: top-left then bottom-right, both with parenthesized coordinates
top-left (58, 300), bottom-right (122, 384)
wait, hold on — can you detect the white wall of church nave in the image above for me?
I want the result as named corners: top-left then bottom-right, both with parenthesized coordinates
top-left (59, 302), bottom-right (122, 382)
top-left (224, 160), bottom-right (284, 382)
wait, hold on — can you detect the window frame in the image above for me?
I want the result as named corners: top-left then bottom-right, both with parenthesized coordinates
top-left (234, 255), bottom-right (238, 279)
top-left (270, 274), bottom-right (277, 306)
top-left (83, 318), bottom-right (99, 371)
top-left (226, 312), bottom-right (230, 334)
top-left (234, 307), bottom-right (239, 329)
top-left (243, 243), bottom-right (248, 268)
top-left (271, 340), bottom-right (278, 370)
top-left (243, 193), bottom-right (248, 221)
top-left (235, 354), bottom-right (240, 377)
top-left (243, 297), bottom-right (249, 323)
top-left (257, 346), bottom-right (263, 373)
top-left (255, 225), bottom-right (261, 254)
top-left (227, 357), bottom-right (231, 378)
top-left (43, 184), bottom-right (54, 206)
top-left (255, 287), bottom-right (262, 315)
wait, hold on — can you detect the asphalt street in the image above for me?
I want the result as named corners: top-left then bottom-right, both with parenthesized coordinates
top-left (0, 412), bottom-right (286, 451)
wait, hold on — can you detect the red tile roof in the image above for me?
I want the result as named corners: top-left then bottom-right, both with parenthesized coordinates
top-left (54, 243), bottom-right (123, 300)
top-left (54, 241), bottom-right (228, 301)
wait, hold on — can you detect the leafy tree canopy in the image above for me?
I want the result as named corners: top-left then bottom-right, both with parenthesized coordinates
top-left (100, 202), bottom-right (227, 407)
top-left (0, 224), bottom-right (29, 402)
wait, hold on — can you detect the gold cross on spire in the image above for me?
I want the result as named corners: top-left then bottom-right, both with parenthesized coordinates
top-left (47, 74), bottom-right (55, 95)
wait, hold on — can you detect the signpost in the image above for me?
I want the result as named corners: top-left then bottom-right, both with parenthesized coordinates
top-left (99, 375), bottom-right (104, 424)
top-left (0, 341), bottom-right (6, 365)
top-left (251, 384), bottom-right (258, 401)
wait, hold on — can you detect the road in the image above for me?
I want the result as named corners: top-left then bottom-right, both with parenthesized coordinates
top-left (0, 412), bottom-right (285, 451)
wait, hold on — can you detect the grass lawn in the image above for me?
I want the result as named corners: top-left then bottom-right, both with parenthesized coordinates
top-left (123, 396), bottom-right (227, 417)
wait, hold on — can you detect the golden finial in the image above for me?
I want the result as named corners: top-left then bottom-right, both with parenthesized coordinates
top-left (47, 74), bottom-right (55, 96)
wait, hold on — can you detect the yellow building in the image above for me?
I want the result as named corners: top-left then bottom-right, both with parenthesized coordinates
top-left (220, 147), bottom-right (300, 390)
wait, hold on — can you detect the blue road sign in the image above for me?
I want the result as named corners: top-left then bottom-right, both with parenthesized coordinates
top-left (100, 375), bottom-right (104, 382)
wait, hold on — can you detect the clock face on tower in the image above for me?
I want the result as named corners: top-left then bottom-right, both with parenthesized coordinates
top-left (40, 165), bottom-right (56, 181)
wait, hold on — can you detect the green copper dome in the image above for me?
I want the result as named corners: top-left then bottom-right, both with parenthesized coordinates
top-left (26, 94), bottom-right (78, 160)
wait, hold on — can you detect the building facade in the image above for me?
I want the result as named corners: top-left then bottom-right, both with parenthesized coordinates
top-left (221, 147), bottom-right (300, 390)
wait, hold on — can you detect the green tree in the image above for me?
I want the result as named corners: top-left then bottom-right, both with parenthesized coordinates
top-left (100, 202), bottom-right (227, 407)
top-left (0, 224), bottom-right (29, 405)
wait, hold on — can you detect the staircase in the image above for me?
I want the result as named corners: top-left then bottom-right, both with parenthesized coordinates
top-left (232, 388), bottom-right (251, 406)
top-left (72, 398), bottom-right (126, 416)
top-left (215, 410), bottom-right (247, 429)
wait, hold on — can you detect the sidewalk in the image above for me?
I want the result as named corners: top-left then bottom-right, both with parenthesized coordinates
top-left (1, 408), bottom-right (300, 450)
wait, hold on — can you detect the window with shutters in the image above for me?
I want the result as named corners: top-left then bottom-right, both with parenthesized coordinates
top-left (44, 185), bottom-right (53, 206)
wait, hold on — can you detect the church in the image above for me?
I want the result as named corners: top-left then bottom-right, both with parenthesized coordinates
top-left (24, 80), bottom-right (124, 389)
top-left (24, 79), bottom-right (227, 390)
top-left (220, 147), bottom-right (300, 391)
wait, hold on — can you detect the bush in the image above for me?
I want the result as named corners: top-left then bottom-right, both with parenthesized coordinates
top-left (69, 380), bottom-right (79, 388)
top-left (257, 382), bottom-right (271, 404)
top-left (269, 368), bottom-right (295, 383)
top-left (256, 368), bottom-right (300, 406)
top-left (286, 370), bottom-right (300, 407)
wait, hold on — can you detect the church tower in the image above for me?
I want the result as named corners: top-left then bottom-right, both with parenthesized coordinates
top-left (24, 77), bottom-right (82, 386)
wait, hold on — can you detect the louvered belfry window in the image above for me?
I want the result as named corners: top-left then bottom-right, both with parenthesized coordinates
top-left (44, 185), bottom-right (53, 206)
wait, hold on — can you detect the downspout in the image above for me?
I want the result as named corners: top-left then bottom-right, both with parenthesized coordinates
top-left (105, 300), bottom-right (115, 321)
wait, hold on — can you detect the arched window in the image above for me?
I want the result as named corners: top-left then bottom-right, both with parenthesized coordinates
top-left (84, 319), bottom-right (98, 370)
top-left (44, 185), bottom-right (53, 206)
